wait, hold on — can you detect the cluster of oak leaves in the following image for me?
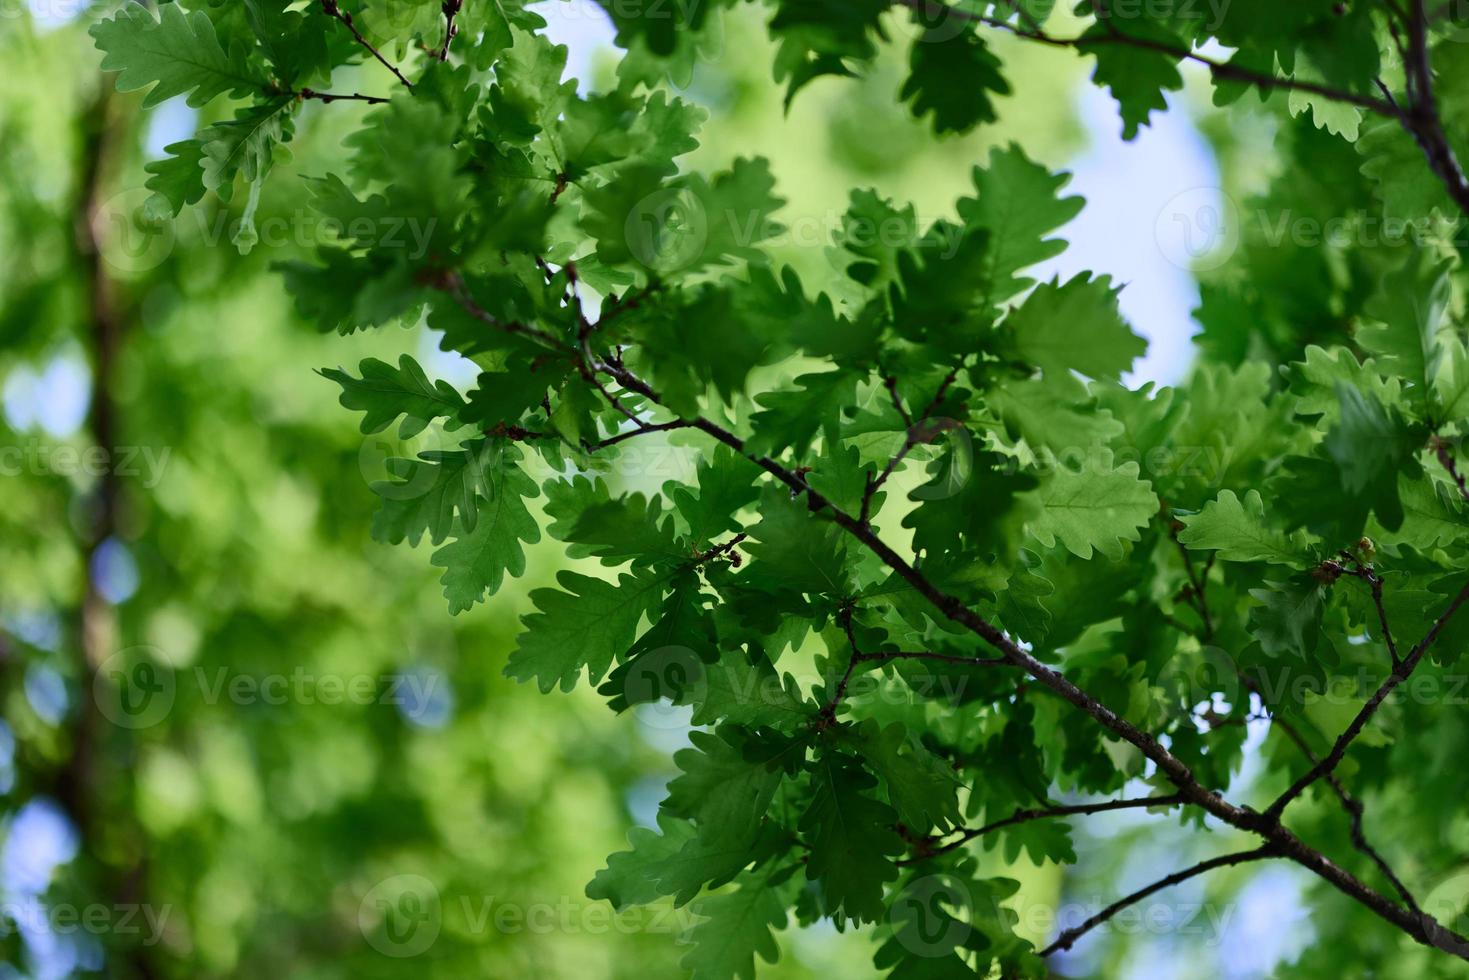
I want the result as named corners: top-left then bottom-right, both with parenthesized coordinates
top-left (91, 0), bottom-right (1469, 976)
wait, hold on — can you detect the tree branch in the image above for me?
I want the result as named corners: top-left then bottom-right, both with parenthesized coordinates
top-left (1433, 434), bottom-right (1469, 503)
top-left (861, 362), bottom-right (962, 523)
top-left (1268, 709), bottom-right (1422, 915)
top-left (430, 281), bottom-right (1469, 960)
top-left (593, 419), bottom-right (692, 449)
top-left (1400, 0), bottom-right (1469, 217)
top-left (905, 0), bottom-right (1469, 220)
top-left (1039, 846), bottom-right (1279, 956)
top-left (297, 87), bottom-right (390, 105)
top-left (692, 532), bottom-right (747, 566)
top-left (437, 0), bottom-right (463, 60)
top-left (580, 356), bottom-right (1469, 959)
top-left (899, 794), bottom-right (1187, 866)
top-left (319, 0), bottom-right (416, 91)
top-left (896, 0), bottom-right (1400, 117)
top-left (1267, 579), bottom-right (1469, 820)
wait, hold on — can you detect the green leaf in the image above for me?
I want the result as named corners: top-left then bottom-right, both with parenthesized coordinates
top-left (799, 754), bottom-right (902, 924)
top-left (743, 487), bottom-right (851, 595)
top-left (1003, 273), bottom-right (1146, 382)
top-left (681, 866), bottom-right (794, 980)
top-left (1025, 451), bottom-right (1158, 561)
top-left (956, 144), bottom-right (1085, 308)
top-left (665, 729), bottom-right (787, 848)
top-left (543, 477), bottom-right (687, 567)
top-left (1178, 490), bottom-right (1312, 566)
top-left (1080, 20), bottom-right (1185, 140)
top-left (692, 651), bottom-right (815, 731)
top-left (1390, 473), bottom-right (1469, 549)
top-left (747, 370), bottom-right (859, 459)
top-left (142, 139), bottom-right (207, 220)
top-left (904, 451), bottom-right (1041, 564)
top-left (91, 3), bottom-right (269, 108)
top-left (1249, 577), bottom-right (1326, 659)
top-left (769, 0), bottom-right (888, 106)
top-left (900, 28), bottom-right (1009, 135)
top-left (371, 440), bottom-right (498, 546)
top-left (889, 223), bottom-right (994, 352)
top-left (320, 355), bottom-right (465, 438)
top-left (846, 720), bottom-right (962, 831)
top-left (586, 814), bottom-right (700, 910)
top-left (668, 445), bottom-right (761, 547)
top-left (1359, 251), bottom-right (1452, 417)
top-left (1324, 382), bottom-right (1420, 532)
top-left (504, 568), bottom-right (671, 692)
top-left (429, 443), bottom-right (541, 613)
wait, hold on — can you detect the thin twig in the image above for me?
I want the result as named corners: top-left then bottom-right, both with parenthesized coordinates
top-left (817, 605), bottom-right (1009, 726)
top-left (895, 0), bottom-right (1399, 117)
top-left (1267, 579), bottom-right (1469, 820)
top-left (861, 363), bottom-right (962, 523)
top-left (593, 419), bottom-right (691, 449)
top-left (693, 532), bottom-right (747, 566)
top-left (899, 794), bottom-right (1187, 866)
top-left (1398, 0), bottom-right (1469, 216)
top-left (578, 354), bottom-right (1469, 960)
top-left (320, 0), bottom-right (416, 90)
top-left (1269, 711), bottom-right (1422, 915)
top-left (1433, 434), bottom-right (1469, 503)
top-left (1039, 846), bottom-right (1279, 956)
top-left (298, 87), bottom-right (390, 105)
top-left (437, 0), bottom-right (463, 60)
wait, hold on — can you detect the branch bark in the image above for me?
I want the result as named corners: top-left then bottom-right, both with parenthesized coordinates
top-left (1039, 846), bottom-right (1279, 956)
top-left (1266, 579), bottom-right (1469, 820)
top-left (319, 0), bottom-right (415, 90)
top-left (896, 0), bottom-right (1400, 116)
top-left (433, 280), bottom-right (1469, 961)
top-left (899, 794), bottom-right (1187, 866)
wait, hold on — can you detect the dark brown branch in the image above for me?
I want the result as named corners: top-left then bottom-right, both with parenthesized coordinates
top-left (1170, 515), bottom-right (1215, 640)
top-left (1270, 714), bottom-right (1422, 915)
top-left (1224, 663), bottom-right (1423, 918)
top-left (861, 363), bottom-right (962, 523)
top-left (437, 0), bottom-right (463, 60)
top-left (1039, 846), bottom-right (1279, 956)
top-left (1398, 0), bottom-right (1469, 216)
top-left (1433, 434), bottom-right (1469, 503)
top-left (580, 356), bottom-right (1469, 960)
top-left (693, 532), bottom-right (747, 566)
top-left (899, 794), bottom-right (1187, 866)
top-left (1267, 579), bottom-right (1469, 820)
top-left (1342, 558), bottom-right (1401, 666)
top-left (297, 87), bottom-right (390, 105)
top-left (896, 0), bottom-right (1399, 117)
top-left (430, 277), bottom-right (1469, 960)
top-left (320, 0), bottom-right (416, 90)
top-left (593, 419), bottom-right (692, 449)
